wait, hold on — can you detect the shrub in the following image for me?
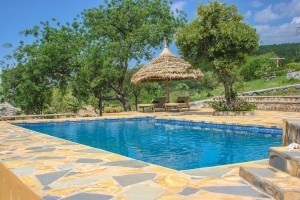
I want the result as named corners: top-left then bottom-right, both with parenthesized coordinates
top-left (175, 83), bottom-right (189, 90)
top-left (210, 98), bottom-right (256, 111)
top-left (104, 104), bottom-right (123, 113)
top-left (240, 53), bottom-right (288, 81)
top-left (286, 63), bottom-right (300, 72)
top-left (199, 71), bottom-right (219, 96)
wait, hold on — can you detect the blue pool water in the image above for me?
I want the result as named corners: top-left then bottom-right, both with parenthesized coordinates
top-left (17, 118), bottom-right (282, 170)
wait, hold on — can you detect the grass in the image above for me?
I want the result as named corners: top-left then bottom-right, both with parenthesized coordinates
top-left (257, 89), bottom-right (300, 96)
top-left (180, 76), bottom-right (300, 102)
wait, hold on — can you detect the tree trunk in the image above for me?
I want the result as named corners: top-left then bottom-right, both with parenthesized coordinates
top-left (118, 94), bottom-right (131, 111)
top-left (222, 81), bottom-right (236, 105)
top-left (98, 89), bottom-right (103, 116)
top-left (134, 94), bottom-right (138, 111)
top-left (218, 69), bottom-right (236, 105)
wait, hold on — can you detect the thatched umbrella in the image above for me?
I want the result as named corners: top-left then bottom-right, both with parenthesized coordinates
top-left (131, 38), bottom-right (203, 102)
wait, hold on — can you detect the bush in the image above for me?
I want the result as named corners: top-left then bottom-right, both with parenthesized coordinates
top-left (175, 83), bottom-right (189, 90)
top-left (286, 63), bottom-right (300, 72)
top-left (240, 53), bottom-right (285, 81)
top-left (199, 71), bottom-right (219, 96)
top-left (210, 98), bottom-right (256, 111)
top-left (104, 104), bottom-right (123, 113)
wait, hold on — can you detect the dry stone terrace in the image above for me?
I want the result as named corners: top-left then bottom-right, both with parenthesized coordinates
top-left (1, 107), bottom-right (300, 200)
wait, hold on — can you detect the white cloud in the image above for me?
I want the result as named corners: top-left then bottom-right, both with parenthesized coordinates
top-left (245, 10), bottom-right (252, 18)
top-left (291, 17), bottom-right (300, 24)
top-left (171, 1), bottom-right (186, 13)
top-left (275, 0), bottom-right (300, 18)
top-left (252, 1), bottom-right (263, 8)
top-left (254, 5), bottom-right (280, 23)
top-left (254, 0), bottom-right (300, 23)
top-left (255, 20), bottom-right (300, 45)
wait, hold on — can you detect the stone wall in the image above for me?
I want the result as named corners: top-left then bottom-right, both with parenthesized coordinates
top-left (192, 96), bottom-right (300, 112)
top-left (282, 119), bottom-right (300, 146)
top-left (241, 84), bottom-right (300, 96)
top-left (239, 96), bottom-right (300, 112)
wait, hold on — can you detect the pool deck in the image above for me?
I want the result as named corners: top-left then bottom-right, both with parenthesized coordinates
top-left (1, 108), bottom-right (300, 200)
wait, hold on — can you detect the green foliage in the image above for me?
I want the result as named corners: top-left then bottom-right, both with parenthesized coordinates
top-left (125, 66), bottom-right (144, 111)
top-left (1, 20), bottom-right (83, 114)
top-left (82, 0), bottom-right (186, 110)
top-left (190, 75), bottom-right (300, 102)
top-left (255, 43), bottom-right (300, 63)
top-left (176, 1), bottom-right (259, 104)
top-left (286, 62), bottom-right (300, 71)
top-left (175, 83), bottom-right (189, 90)
top-left (210, 98), bottom-right (256, 111)
top-left (1, 65), bottom-right (52, 114)
top-left (199, 71), bottom-right (219, 96)
top-left (47, 88), bottom-right (83, 114)
top-left (257, 89), bottom-right (300, 96)
top-left (240, 53), bottom-right (276, 81)
top-left (104, 104), bottom-right (124, 113)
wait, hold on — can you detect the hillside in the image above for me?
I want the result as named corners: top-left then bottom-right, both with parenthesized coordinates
top-left (255, 43), bottom-right (300, 63)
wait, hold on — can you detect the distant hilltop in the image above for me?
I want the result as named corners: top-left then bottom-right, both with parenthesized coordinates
top-left (255, 43), bottom-right (300, 63)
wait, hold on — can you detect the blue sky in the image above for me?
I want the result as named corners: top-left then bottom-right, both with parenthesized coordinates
top-left (0, 0), bottom-right (300, 65)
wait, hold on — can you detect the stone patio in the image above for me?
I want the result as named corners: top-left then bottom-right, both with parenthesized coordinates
top-left (1, 108), bottom-right (300, 200)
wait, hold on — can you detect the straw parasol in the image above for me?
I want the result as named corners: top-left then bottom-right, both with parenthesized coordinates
top-left (131, 38), bottom-right (203, 102)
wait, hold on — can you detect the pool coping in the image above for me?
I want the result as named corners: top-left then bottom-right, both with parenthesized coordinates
top-left (11, 115), bottom-right (282, 135)
top-left (0, 116), bottom-right (279, 199)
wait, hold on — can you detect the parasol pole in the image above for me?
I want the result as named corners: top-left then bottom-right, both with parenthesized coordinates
top-left (166, 79), bottom-right (170, 103)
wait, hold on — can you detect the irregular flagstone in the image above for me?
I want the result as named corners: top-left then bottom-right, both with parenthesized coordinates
top-left (30, 148), bottom-right (56, 153)
top-left (178, 187), bottom-right (199, 196)
top-left (65, 171), bottom-right (80, 177)
top-left (121, 181), bottom-right (166, 200)
top-left (31, 156), bottom-right (66, 160)
top-left (26, 146), bottom-right (44, 150)
top-left (61, 193), bottom-right (113, 200)
top-left (241, 167), bottom-right (276, 178)
top-left (43, 195), bottom-right (61, 200)
top-left (104, 160), bottom-right (150, 168)
top-left (75, 158), bottom-right (103, 163)
top-left (36, 170), bottom-right (70, 186)
top-left (0, 122), bottom-right (276, 199)
top-left (113, 173), bottom-right (157, 187)
top-left (3, 155), bottom-right (26, 161)
top-left (11, 165), bottom-right (36, 176)
top-left (43, 186), bottom-right (52, 190)
top-left (74, 148), bottom-right (108, 154)
top-left (200, 186), bottom-right (269, 198)
top-left (49, 175), bottom-right (110, 189)
top-left (184, 167), bottom-right (232, 178)
top-left (57, 164), bottom-right (76, 171)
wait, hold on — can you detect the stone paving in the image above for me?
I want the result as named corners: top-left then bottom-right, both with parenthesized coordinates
top-left (0, 123), bottom-right (274, 200)
top-left (1, 108), bottom-right (300, 199)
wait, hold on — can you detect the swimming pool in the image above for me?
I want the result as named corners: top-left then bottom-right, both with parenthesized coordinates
top-left (16, 118), bottom-right (282, 170)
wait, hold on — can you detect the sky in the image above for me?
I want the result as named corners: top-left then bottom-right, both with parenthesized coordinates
top-left (0, 0), bottom-right (300, 65)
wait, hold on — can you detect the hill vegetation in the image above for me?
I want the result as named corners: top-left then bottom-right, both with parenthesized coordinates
top-left (0, 1), bottom-right (299, 115)
top-left (255, 43), bottom-right (300, 63)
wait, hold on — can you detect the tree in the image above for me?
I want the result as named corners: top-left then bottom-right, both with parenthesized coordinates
top-left (125, 66), bottom-right (143, 111)
top-left (72, 41), bottom-right (117, 116)
top-left (199, 71), bottom-right (219, 97)
top-left (1, 59), bottom-right (53, 114)
top-left (1, 20), bottom-right (83, 114)
top-left (176, 1), bottom-right (259, 104)
top-left (82, 0), bottom-right (186, 111)
top-left (240, 53), bottom-right (277, 81)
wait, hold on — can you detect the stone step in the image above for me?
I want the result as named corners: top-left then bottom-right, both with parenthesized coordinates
top-left (269, 147), bottom-right (300, 177)
top-left (239, 164), bottom-right (300, 200)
